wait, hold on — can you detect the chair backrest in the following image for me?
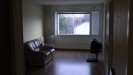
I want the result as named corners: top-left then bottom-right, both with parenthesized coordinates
top-left (90, 39), bottom-right (102, 53)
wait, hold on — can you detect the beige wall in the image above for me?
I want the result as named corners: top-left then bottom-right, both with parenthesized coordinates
top-left (22, 0), bottom-right (43, 42)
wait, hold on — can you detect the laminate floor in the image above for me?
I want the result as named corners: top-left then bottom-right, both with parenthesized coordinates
top-left (26, 50), bottom-right (105, 75)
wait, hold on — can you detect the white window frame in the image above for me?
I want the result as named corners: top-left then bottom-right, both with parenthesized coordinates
top-left (55, 12), bottom-right (100, 36)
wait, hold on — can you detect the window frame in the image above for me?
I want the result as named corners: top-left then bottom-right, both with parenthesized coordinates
top-left (55, 12), bottom-right (100, 36)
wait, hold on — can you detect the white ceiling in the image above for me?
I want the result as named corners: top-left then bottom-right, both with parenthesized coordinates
top-left (32, 0), bottom-right (105, 5)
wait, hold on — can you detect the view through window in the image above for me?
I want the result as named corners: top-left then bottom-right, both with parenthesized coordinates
top-left (57, 12), bottom-right (99, 35)
top-left (58, 13), bottom-right (90, 35)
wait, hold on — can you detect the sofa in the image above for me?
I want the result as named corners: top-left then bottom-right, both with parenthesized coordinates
top-left (24, 39), bottom-right (55, 66)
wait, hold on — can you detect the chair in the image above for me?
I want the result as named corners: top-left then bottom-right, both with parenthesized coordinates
top-left (86, 39), bottom-right (102, 62)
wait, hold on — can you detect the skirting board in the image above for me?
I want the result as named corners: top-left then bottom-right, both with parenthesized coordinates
top-left (55, 48), bottom-right (90, 51)
top-left (55, 48), bottom-right (103, 52)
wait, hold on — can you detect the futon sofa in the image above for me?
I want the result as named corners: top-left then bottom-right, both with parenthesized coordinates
top-left (24, 39), bottom-right (55, 66)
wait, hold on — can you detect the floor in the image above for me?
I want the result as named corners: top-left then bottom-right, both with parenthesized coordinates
top-left (26, 50), bottom-right (105, 75)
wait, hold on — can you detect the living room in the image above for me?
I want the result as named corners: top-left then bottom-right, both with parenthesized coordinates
top-left (23, 0), bottom-right (104, 50)
top-left (2, 0), bottom-right (131, 75)
top-left (22, 0), bottom-right (105, 75)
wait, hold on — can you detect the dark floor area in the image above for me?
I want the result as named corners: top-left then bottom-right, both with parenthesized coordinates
top-left (26, 50), bottom-right (105, 75)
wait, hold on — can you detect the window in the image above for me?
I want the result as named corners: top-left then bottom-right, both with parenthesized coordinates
top-left (92, 12), bottom-right (100, 35)
top-left (56, 12), bottom-right (100, 35)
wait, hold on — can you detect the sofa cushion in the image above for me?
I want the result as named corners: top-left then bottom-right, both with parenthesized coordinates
top-left (32, 39), bottom-right (43, 48)
top-left (28, 41), bottom-right (36, 51)
top-left (26, 39), bottom-right (55, 53)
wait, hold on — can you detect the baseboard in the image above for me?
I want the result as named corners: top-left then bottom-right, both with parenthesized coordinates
top-left (55, 48), bottom-right (90, 51)
top-left (55, 48), bottom-right (103, 52)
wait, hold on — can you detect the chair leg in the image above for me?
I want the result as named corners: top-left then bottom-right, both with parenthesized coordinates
top-left (86, 53), bottom-right (98, 62)
top-left (96, 53), bottom-right (98, 62)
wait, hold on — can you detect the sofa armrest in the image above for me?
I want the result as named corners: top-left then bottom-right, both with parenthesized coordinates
top-left (44, 44), bottom-right (54, 49)
top-left (26, 51), bottom-right (47, 66)
top-left (40, 44), bottom-right (54, 52)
